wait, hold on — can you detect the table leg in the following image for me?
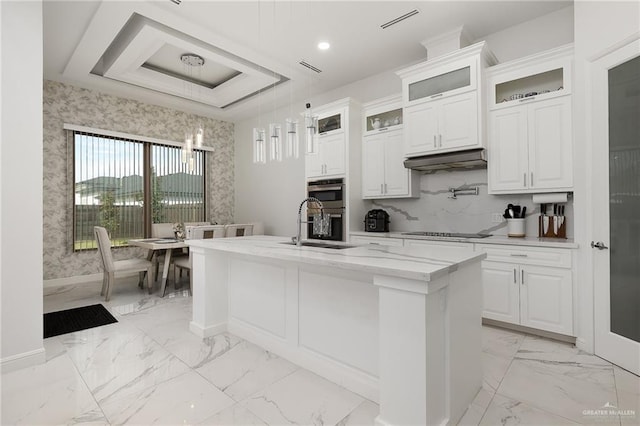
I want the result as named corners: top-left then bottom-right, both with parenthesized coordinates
top-left (160, 248), bottom-right (173, 297)
top-left (144, 249), bottom-right (155, 288)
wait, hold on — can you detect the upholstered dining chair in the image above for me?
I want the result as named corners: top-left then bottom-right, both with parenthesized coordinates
top-left (94, 226), bottom-right (154, 301)
top-left (173, 254), bottom-right (192, 295)
top-left (224, 223), bottom-right (254, 238)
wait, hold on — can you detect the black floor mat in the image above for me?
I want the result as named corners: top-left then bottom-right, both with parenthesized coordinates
top-left (43, 303), bottom-right (118, 338)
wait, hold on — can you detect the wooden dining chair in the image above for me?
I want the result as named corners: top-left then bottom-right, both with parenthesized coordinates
top-left (94, 226), bottom-right (154, 301)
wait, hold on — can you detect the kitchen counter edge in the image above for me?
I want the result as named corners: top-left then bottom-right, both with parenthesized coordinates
top-left (350, 231), bottom-right (578, 249)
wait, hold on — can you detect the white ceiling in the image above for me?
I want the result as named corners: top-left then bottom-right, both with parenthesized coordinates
top-left (43, 0), bottom-right (572, 122)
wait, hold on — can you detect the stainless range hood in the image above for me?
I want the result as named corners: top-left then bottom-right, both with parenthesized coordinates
top-left (404, 148), bottom-right (487, 172)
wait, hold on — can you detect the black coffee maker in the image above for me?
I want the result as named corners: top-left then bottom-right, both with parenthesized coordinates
top-left (364, 209), bottom-right (390, 232)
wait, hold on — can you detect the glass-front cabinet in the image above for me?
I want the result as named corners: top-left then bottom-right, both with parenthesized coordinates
top-left (396, 41), bottom-right (497, 157)
top-left (361, 95), bottom-right (418, 199)
top-left (487, 44), bottom-right (574, 194)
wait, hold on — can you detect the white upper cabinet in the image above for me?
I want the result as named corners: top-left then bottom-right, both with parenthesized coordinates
top-left (397, 41), bottom-right (497, 158)
top-left (487, 44), bottom-right (574, 194)
top-left (306, 104), bottom-right (349, 179)
top-left (361, 96), bottom-right (418, 199)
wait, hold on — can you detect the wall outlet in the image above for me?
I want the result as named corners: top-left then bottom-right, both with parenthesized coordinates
top-left (491, 213), bottom-right (504, 223)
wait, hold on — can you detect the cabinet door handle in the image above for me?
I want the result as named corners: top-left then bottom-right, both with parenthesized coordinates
top-left (431, 93), bottom-right (443, 99)
top-left (439, 134), bottom-right (442, 147)
top-left (384, 183), bottom-right (388, 193)
top-left (433, 135), bottom-right (437, 148)
top-left (510, 254), bottom-right (528, 257)
top-left (519, 97), bottom-right (537, 102)
top-left (378, 127), bottom-right (388, 132)
top-left (530, 172), bottom-right (534, 187)
top-left (380, 184), bottom-right (383, 193)
top-left (513, 268), bottom-right (517, 283)
top-left (521, 269), bottom-right (525, 285)
top-left (523, 173), bottom-right (527, 187)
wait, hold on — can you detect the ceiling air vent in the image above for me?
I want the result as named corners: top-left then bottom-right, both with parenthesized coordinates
top-left (381, 9), bottom-right (420, 29)
top-left (299, 60), bottom-right (322, 73)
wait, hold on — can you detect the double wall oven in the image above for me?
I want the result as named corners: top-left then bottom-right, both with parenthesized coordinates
top-left (306, 178), bottom-right (345, 241)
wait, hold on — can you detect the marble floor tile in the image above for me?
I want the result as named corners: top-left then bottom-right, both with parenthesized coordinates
top-left (482, 350), bottom-right (513, 393)
top-left (480, 393), bottom-right (579, 425)
top-left (614, 366), bottom-right (640, 425)
top-left (196, 340), bottom-right (299, 402)
top-left (100, 371), bottom-right (235, 425)
top-left (1, 349), bottom-right (106, 425)
top-left (198, 404), bottom-right (268, 425)
top-left (242, 369), bottom-right (364, 426)
top-left (497, 336), bottom-right (618, 424)
top-left (482, 325), bottom-right (525, 358)
top-left (457, 387), bottom-right (494, 426)
top-left (59, 323), bottom-right (190, 404)
top-left (164, 330), bottom-right (243, 369)
top-left (336, 399), bottom-right (380, 426)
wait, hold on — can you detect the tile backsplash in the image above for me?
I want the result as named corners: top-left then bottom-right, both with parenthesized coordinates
top-left (368, 169), bottom-right (573, 238)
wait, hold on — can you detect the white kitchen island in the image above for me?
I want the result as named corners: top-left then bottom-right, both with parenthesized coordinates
top-left (186, 235), bottom-right (485, 426)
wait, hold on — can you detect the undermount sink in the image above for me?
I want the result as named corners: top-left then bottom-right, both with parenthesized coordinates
top-left (281, 241), bottom-right (356, 250)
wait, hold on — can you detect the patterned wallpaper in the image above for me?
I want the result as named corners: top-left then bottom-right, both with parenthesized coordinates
top-left (43, 80), bottom-right (234, 280)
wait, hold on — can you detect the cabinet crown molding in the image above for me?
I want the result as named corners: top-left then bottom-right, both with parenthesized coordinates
top-left (486, 43), bottom-right (574, 77)
top-left (395, 41), bottom-right (497, 80)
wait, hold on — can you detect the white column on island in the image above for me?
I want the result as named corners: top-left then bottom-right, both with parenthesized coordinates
top-left (189, 246), bottom-right (229, 337)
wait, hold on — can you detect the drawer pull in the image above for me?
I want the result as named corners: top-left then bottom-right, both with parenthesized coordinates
top-left (510, 254), bottom-right (528, 257)
top-left (513, 268), bottom-right (517, 283)
top-left (521, 269), bottom-right (525, 285)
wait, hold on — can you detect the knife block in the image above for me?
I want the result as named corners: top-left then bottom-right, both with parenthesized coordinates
top-left (538, 215), bottom-right (567, 239)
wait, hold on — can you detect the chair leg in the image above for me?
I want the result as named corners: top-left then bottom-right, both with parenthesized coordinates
top-left (138, 271), bottom-right (145, 288)
top-left (105, 272), bottom-right (115, 301)
top-left (100, 272), bottom-right (108, 296)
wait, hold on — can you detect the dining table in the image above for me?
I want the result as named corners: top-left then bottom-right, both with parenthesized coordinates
top-left (129, 238), bottom-right (188, 297)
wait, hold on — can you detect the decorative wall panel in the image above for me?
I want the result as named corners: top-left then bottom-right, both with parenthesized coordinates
top-left (43, 80), bottom-right (234, 280)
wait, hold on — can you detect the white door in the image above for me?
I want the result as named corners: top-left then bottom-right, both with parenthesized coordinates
top-left (592, 38), bottom-right (640, 375)
top-left (362, 134), bottom-right (384, 197)
top-left (383, 129), bottom-right (409, 197)
top-left (481, 261), bottom-right (520, 324)
top-left (528, 96), bottom-right (573, 190)
top-left (404, 102), bottom-right (439, 156)
top-left (321, 132), bottom-right (346, 176)
top-left (439, 91), bottom-right (478, 151)
top-left (520, 265), bottom-right (573, 335)
top-left (488, 105), bottom-right (529, 192)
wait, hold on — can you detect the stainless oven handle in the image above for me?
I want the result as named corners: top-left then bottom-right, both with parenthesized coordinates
top-left (307, 185), bottom-right (344, 192)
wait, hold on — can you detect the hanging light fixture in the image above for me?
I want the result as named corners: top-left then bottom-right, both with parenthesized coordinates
top-left (180, 53), bottom-right (205, 172)
top-left (285, 119), bottom-right (299, 159)
top-left (304, 102), bottom-right (318, 154)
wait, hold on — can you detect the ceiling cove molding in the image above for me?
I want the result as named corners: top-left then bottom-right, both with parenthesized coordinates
top-left (63, 1), bottom-right (293, 111)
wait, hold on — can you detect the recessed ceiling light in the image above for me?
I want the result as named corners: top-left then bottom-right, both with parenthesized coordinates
top-left (317, 41), bottom-right (330, 51)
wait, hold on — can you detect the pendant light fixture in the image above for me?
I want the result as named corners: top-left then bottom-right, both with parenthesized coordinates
top-left (180, 53), bottom-right (205, 172)
top-left (304, 102), bottom-right (318, 154)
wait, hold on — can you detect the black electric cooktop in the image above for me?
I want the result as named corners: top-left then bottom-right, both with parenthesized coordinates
top-left (402, 231), bottom-right (492, 239)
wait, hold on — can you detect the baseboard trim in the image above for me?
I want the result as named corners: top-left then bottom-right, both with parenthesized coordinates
top-left (1, 347), bottom-right (46, 373)
top-left (44, 272), bottom-right (139, 288)
top-left (482, 318), bottom-right (576, 344)
top-left (189, 321), bottom-right (227, 338)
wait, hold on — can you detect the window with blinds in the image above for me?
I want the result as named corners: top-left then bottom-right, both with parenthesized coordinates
top-left (72, 131), bottom-right (205, 251)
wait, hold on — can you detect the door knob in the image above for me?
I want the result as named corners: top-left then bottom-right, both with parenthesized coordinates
top-left (591, 241), bottom-right (609, 250)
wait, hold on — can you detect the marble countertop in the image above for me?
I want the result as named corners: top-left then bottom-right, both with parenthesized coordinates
top-left (186, 235), bottom-right (485, 282)
top-left (349, 231), bottom-right (578, 249)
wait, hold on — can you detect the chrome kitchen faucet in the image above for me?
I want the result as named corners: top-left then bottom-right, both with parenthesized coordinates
top-left (292, 197), bottom-right (327, 246)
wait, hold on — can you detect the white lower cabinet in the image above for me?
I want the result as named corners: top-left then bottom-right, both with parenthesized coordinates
top-left (479, 245), bottom-right (573, 335)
